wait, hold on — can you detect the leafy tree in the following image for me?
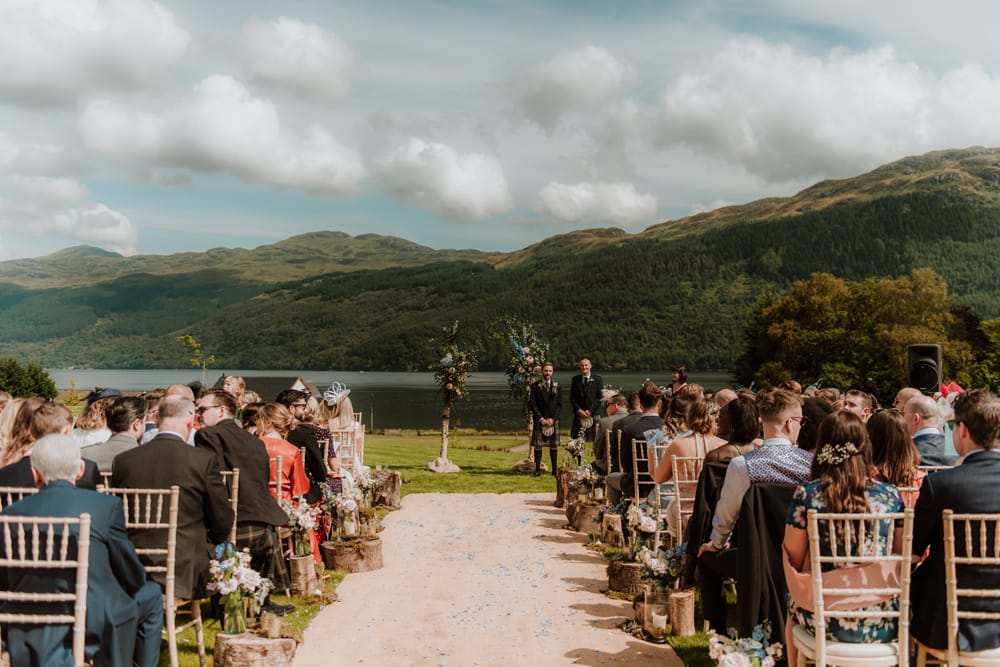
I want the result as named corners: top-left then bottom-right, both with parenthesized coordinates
top-left (0, 358), bottom-right (58, 398)
top-left (177, 334), bottom-right (215, 385)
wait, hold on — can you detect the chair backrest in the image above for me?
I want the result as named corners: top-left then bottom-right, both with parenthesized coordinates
top-left (0, 486), bottom-right (38, 510)
top-left (99, 486), bottom-right (179, 602)
top-left (630, 438), bottom-right (650, 505)
top-left (805, 508), bottom-right (914, 667)
top-left (268, 456), bottom-right (283, 500)
top-left (219, 468), bottom-right (239, 543)
top-left (316, 438), bottom-right (331, 470)
top-left (943, 510), bottom-right (1000, 665)
top-left (99, 471), bottom-right (113, 489)
top-left (331, 429), bottom-right (355, 474)
top-left (918, 465), bottom-right (953, 474)
top-left (671, 455), bottom-right (704, 537)
top-left (0, 512), bottom-right (92, 666)
top-left (352, 411), bottom-right (362, 424)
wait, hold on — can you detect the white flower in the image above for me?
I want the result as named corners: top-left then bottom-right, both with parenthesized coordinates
top-left (718, 653), bottom-right (751, 667)
top-left (762, 658), bottom-right (775, 667)
top-left (639, 516), bottom-right (658, 533)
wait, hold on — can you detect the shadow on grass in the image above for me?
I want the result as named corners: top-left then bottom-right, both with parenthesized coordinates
top-left (565, 640), bottom-right (675, 666)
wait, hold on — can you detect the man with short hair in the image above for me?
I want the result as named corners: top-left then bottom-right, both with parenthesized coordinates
top-left (569, 358), bottom-right (603, 441)
top-left (0, 402), bottom-right (102, 489)
top-left (714, 388), bottom-right (738, 409)
top-left (910, 389), bottom-right (1000, 653)
top-left (528, 361), bottom-right (561, 477)
top-left (141, 383), bottom-right (197, 444)
top-left (111, 396), bottom-right (234, 600)
top-left (274, 389), bottom-right (324, 502)
top-left (904, 393), bottom-right (955, 467)
top-left (83, 396), bottom-right (145, 472)
top-left (1, 434), bottom-right (163, 667)
top-left (606, 383), bottom-right (662, 505)
top-left (842, 389), bottom-right (874, 422)
top-left (697, 388), bottom-right (812, 632)
top-left (593, 393), bottom-right (628, 475)
top-left (194, 389), bottom-right (293, 614)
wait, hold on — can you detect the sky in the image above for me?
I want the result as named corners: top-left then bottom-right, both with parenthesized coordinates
top-left (2, 1), bottom-right (1000, 260)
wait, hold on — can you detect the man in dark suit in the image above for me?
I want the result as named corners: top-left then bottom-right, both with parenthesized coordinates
top-left (194, 389), bottom-right (293, 614)
top-left (569, 358), bottom-right (603, 441)
top-left (1, 434), bottom-right (163, 667)
top-left (905, 393), bottom-right (956, 466)
top-left (275, 389), bottom-right (324, 502)
top-left (111, 395), bottom-right (234, 601)
top-left (606, 382), bottom-right (662, 505)
top-left (593, 393), bottom-right (628, 475)
top-left (911, 388), bottom-right (1000, 652)
top-left (0, 401), bottom-right (102, 489)
top-left (528, 361), bottom-right (561, 477)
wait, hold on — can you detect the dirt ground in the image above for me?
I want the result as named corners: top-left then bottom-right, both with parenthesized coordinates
top-left (293, 492), bottom-right (685, 666)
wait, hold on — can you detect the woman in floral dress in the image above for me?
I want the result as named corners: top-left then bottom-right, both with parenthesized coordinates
top-left (783, 411), bottom-right (904, 664)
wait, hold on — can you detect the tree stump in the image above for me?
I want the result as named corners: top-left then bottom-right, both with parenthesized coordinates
top-left (214, 633), bottom-right (296, 667)
top-left (359, 510), bottom-right (378, 538)
top-left (288, 555), bottom-right (318, 597)
top-left (669, 589), bottom-right (696, 636)
top-left (321, 538), bottom-right (384, 573)
top-left (567, 501), bottom-right (602, 534)
top-left (554, 469), bottom-right (572, 508)
top-left (601, 513), bottom-right (624, 547)
top-left (371, 471), bottom-right (402, 509)
top-left (607, 561), bottom-right (645, 597)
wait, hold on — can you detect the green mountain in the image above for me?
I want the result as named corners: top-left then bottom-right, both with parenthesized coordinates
top-left (3, 146), bottom-right (1000, 372)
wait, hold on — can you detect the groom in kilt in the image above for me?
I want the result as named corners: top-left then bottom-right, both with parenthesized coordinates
top-left (529, 361), bottom-right (561, 476)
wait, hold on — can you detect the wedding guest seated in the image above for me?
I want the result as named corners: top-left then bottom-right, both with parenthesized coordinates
top-left (911, 389), bottom-right (1000, 654)
top-left (903, 393), bottom-right (956, 467)
top-left (275, 390), bottom-right (324, 502)
top-left (0, 397), bottom-right (46, 467)
top-left (141, 384), bottom-right (197, 444)
top-left (592, 393), bottom-right (629, 475)
top-left (796, 396), bottom-right (834, 453)
top-left (697, 388), bottom-right (812, 632)
top-left (72, 397), bottom-right (114, 448)
top-left (0, 401), bottom-right (101, 489)
top-left (867, 408), bottom-right (925, 507)
top-left (221, 375), bottom-right (248, 417)
top-left (704, 396), bottom-right (759, 464)
top-left (111, 395), bottom-right (234, 600)
top-left (1, 434), bottom-right (163, 667)
top-left (254, 403), bottom-right (311, 504)
top-left (782, 412), bottom-right (904, 665)
top-left (653, 396), bottom-right (726, 484)
top-left (82, 396), bottom-right (145, 472)
top-left (606, 383), bottom-right (662, 506)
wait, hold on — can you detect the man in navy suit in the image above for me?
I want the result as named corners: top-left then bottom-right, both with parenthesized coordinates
top-left (1, 434), bottom-right (163, 667)
top-left (905, 393), bottom-right (956, 466)
top-left (911, 389), bottom-right (1000, 652)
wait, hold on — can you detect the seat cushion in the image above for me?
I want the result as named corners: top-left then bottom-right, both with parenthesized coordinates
top-left (793, 624), bottom-right (899, 658)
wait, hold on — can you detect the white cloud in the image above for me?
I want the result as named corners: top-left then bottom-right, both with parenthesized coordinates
top-left (658, 37), bottom-right (1000, 181)
top-left (49, 204), bottom-right (137, 255)
top-left (240, 17), bottom-right (354, 101)
top-left (537, 181), bottom-right (658, 226)
top-left (374, 138), bottom-right (512, 222)
top-left (0, 0), bottom-right (189, 106)
top-left (79, 75), bottom-right (365, 194)
top-left (8, 175), bottom-right (89, 204)
top-left (516, 46), bottom-right (630, 131)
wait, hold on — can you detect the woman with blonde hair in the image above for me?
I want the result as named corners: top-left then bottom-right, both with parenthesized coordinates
top-left (253, 403), bottom-right (311, 503)
top-left (222, 375), bottom-right (247, 410)
top-left (320, 382), bottom-right (364, 469)
top-left (73, 397), bottom-right (113, 447)
top-left (0, 397), bottom-right (46, 467)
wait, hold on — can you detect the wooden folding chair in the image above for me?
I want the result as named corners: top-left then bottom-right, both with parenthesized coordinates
top-left (793, 508), bottom-right (914, 667)
top-left (0, 486), bottom-right (38, 510)
top-left (331, 429), bottom-right (356, 475)
top-left (100, 486), bottom-right (203, 667)
top-left (915, 510), bottom-right (1000, 667)
top-left (0, 513), bottom-right (92, 667)
top-left (219, 468), bottom-right (240, 543)
top-left (99, 471), bottom-right (113, 489)
top-left (268, 456), bottom-right (283, 500)
top-left (669, 455), bottom-right (704, 545)
top-left (630, 438), bottom-right (650, 506)
top-left (919, 465), bottom-right (954, 474)
top-left (316, 438), bottom-right (331, 471)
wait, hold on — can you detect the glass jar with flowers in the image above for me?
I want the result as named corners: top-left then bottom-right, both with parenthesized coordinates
top-left (207, 543), bottom-right (272, 634)
top-left (338, 496), bottom-right (359, 539)
top-left (638, 543), bottom-right (685, 642)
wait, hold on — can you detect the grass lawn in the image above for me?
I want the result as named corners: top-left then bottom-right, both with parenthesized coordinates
top-left (161, 431), bottom-right (717, 666)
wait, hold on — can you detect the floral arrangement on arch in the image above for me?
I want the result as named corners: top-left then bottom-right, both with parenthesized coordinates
top-left (708, 620), bottom-right (784, 667)
top-left (281, 498), bottom-right (322, 557)
top-left (433, 321), bottom-right (477, 404)
top-left (207, 542), bottom-right (273, 634)
top-left (495, 316), bottom-right (550, 423)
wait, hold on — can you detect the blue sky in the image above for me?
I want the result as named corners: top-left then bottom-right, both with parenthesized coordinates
top-left (1, 0), bottom-right (999, 259)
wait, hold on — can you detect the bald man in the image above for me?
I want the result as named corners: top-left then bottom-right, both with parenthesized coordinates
top-left (893, 387), bottom-right (921, 412)
top-left (904, 394), bottom-right (956, 466)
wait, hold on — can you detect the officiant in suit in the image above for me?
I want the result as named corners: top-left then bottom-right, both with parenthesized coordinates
top-left (569, 358), bottom-right (603, 441)
top-left (1, 434), bottom-right (163, 667)
top-left (111, 395), bottom-right (234, 600)
top-left (529, 361), bottom-right (561, 477)
top-left (911, 388), bottom-right (1000, 653)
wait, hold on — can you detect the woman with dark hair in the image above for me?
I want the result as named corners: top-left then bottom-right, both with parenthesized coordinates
top-left (796, 396), bottom-right (835, 453)
top-left (782, 411), bottom-right (904, 663)
top-left (866, 408), bottom-right (925, 507)
top-left (704, 396), bottom-right (760, 463)
top-left (669, 365), bottom-right (688, 397)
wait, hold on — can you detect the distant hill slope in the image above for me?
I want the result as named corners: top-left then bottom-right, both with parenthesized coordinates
top-left (3, 146), bottom-right (1000, 372)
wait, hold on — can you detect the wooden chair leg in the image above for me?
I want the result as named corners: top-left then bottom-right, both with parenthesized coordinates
top-left (192, 600), bottom-right (206, 667)
top-left (165, 597), bottom-right (178, 667)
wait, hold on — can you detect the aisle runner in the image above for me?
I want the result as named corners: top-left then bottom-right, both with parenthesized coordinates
top-left (294, 493), bottom-right (682, 666)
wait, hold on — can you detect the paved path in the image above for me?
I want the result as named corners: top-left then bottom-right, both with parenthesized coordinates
top-left (293, 493), bottom-right (684, 666)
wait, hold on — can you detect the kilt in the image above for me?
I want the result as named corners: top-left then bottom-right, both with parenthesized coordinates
top-left (236, 521), bottom-right (290, 592)
top-left (532, 421), bottom-right (560, 449)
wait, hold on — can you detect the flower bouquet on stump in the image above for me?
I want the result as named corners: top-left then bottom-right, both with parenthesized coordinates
top-left (636, 543), bottom-right (686, 642)
top-left (708, 620), bottom-right (784, 666)
top-left (207, 543), bottom-right (272, 635)
top-left (605, 504), bottom-right (659, 596)
top-left (282, 499), bottom-right (322, 596)
top-left (355, 471), bottom-right (379, 537)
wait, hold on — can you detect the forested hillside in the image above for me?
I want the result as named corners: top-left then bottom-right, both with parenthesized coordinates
top-left (3, 147), bottom-right (1000, 372)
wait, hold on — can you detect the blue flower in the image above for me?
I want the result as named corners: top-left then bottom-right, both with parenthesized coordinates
top-left (752, 628), bottom-right (764, 642)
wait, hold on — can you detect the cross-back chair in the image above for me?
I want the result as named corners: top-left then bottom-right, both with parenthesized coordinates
top-left (0, 486), bottom-right (38, 510)
top-left (330, 430), bottom-right (356, 475)
top-left (219, 468), bottom-right (239, 543)
top-left (630, 438), bottom-right (650, 506)
top-left (915, 510), bottom-right (1000, 667)
top-left (0, 512), bottom-right (92, 667)
top-left (793, 508), bottom-right (914, 667)
top-left (668, 455), bottom-right (704, 546)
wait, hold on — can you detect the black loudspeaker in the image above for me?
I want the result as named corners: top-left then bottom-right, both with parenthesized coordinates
top-left (908, 344), bottom-right (942, 392)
